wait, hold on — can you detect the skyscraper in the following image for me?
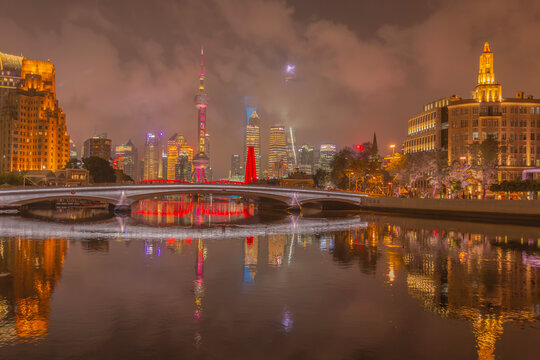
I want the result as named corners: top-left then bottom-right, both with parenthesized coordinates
top-left (167, 133), bottom-right (192, 180)
top-left (192, 48), bottom-right (209, 183)
top-left (286, 127), bottom-right (297, 173)
top-left (268, 125), bottom-right (288, 178)
top-left (230, 154), bottom-right (242, 180)
top-left (245, 110), bottom-right (261, 178)
top-left (0, 51), bottom-right (70, 172)
top-left (115, 139), bottom-right (138, 181)
top-left (319, 144), bottom-right (336, 172)
top-left (298, 144), bottom-right (315, 175)
top-left (83, 134), bottom-right (112, 160)
top-left (143, 132), bottom-right (161, 180)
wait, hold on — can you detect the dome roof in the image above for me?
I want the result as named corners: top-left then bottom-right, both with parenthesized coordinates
top-left (0, 52), bottom-right (23, 74)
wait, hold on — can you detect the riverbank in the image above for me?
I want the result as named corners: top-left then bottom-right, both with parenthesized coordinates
top-left (359, 197), bottom-right (540, 225)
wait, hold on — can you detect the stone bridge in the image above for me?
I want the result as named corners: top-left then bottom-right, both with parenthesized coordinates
top-left (0, 184), bottom-right (368, 210)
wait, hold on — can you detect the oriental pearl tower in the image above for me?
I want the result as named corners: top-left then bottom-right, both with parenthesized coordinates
top-left (192, 48), bottom-right (209, 183)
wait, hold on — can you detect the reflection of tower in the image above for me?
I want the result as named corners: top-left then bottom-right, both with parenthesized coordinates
top-left (0, 238), bottom-right (68, 343)
top-left (193, 238), bottom-right (205, 348)
top-left (192, 48), bottom-right (209, 183)
top-left (243, 236), bottom-right (258, 282)
top-left (268, 235), bottom-right (286, 266)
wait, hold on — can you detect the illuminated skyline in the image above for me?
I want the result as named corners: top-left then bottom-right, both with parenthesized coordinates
top-left (2, 0), bottom-right (540, 178)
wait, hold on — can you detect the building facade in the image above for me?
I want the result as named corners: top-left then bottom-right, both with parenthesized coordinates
top-left (298, 144), bottom-right (315, 175)
top-left (115, 139), bottom-right (138, 181)
top-left (143, 132), bottom-right (162, 180)
top-left (167, 133), bottom-right (192, 180)
top-left (83, 135), bottom-right (111, 160)
top-left (403, 97), bottom-right (458, 154)
top-left (319, 144), bottom-right (336, 172)
top-left (0, 51), bottom-right (70, 172)
top-left (268, 125), bottom-right (288, 178)
top-left (230, 154), bottom-right (242, 180)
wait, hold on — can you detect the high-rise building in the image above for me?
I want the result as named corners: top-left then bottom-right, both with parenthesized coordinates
top-left (319, 144), bottom-right (336, 172)
top-left (115, 139), bottom-right (138, 181)
top-left (143, 132), bottom-right (161, 180)
top-left (192, 48), bottom-right (209, 183)
top-left (230, 154), bottom-right (242, 180)
top-left (298, 144), bottom-right (315, 175)
top-left (245, 110), bottom-right (261, 178)
top-left (83, 134), bottom-right (111, 160)
top-left (286, 127), bottom-right (297, 172)
top-left (0, 51), bottom-right (70, 172)
top-left (167, 133), bottom-right (192, 180)
top-left (268, 125), bottom-right (288, 178)
top-left (175, 152), bottom-right (192, 181)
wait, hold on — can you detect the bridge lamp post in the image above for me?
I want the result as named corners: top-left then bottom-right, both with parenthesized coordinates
top-left (390, 144), bottom-right (396, 155)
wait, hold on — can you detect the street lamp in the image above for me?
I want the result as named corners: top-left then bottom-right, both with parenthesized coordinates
top-left (390, 144), bottom-right (396, 155)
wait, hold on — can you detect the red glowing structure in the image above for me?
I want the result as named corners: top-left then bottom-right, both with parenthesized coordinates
top-left (244, 145), bottom-right (257, 184)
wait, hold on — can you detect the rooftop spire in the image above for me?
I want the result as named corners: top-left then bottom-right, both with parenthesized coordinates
top-left (483, 42), bottom-right (491, 53)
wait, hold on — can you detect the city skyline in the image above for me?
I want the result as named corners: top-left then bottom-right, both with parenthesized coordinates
top-left (3, 0), bottom-right (540, 177)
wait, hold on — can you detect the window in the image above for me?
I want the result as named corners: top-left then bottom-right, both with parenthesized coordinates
top-left (472, 132), bottom-right (479, 140)
top-left (531, 107), bottom-right (535, 114)
top-left (472, 119), bottom-right (479, 127)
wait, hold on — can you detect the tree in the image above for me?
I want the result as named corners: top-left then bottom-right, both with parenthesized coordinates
top-left (0, 172), bottom-right (24, 186)
top-left (83, 157), bottom-right (116, 183)
top-left (469, 136), bottom-right (501, 198)
top-left (313, 168), bottom-right (329, 188)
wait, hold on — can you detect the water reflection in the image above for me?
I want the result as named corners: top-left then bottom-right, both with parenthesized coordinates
top-left (132, 195), bottom-right (256, 226)
top-left (0, 238), bottom-right (67, 345)
top-left (0, 216), bottom-right (538, 359)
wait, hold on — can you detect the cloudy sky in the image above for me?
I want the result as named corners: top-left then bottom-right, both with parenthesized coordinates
top-left (2, 0), bottom-right (540, 177)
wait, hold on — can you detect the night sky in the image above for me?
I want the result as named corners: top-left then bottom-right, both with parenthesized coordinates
top-left (2, 0), bottom-right (540, 177)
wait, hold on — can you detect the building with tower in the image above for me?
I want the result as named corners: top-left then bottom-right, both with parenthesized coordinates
top-left (268, 125), bottom-right (288, 178)
top-left (404, 42), bottom-right (540, 181)
top-left (245, 110), bottom-right (261, 178)
top-left (0, 51), bottom-right (70, 172)
top-left (192, 48), bottom-right (209, 183)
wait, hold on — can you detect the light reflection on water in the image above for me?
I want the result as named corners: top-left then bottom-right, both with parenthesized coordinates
top-left (0, 206), bottom-right (539, 359)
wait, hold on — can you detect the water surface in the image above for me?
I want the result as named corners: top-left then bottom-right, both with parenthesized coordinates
top-left (0, 205), bottom-right (538, 359)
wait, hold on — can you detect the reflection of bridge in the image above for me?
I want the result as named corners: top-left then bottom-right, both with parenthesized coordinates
top-left (0, 184), bottom-right (368, 209)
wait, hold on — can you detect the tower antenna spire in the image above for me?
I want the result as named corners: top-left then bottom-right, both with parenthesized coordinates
top-left (200, 46), bottom-right (204, 75)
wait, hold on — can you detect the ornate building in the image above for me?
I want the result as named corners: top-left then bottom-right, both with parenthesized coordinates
top-left (404, 42), bottom-right (540, 180)
top-left (0, 51), bottom-right (70, 172)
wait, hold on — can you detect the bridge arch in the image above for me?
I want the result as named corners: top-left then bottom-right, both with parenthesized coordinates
top-left (14, 194), bottom-right (120, 207)
top-left (125, 188), bottom-right (291, 207)
top-left (299, 198), bottom-right (362, 210)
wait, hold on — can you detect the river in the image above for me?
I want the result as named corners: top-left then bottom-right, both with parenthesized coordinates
top-left (0, 196), bottom-right (538, 359)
